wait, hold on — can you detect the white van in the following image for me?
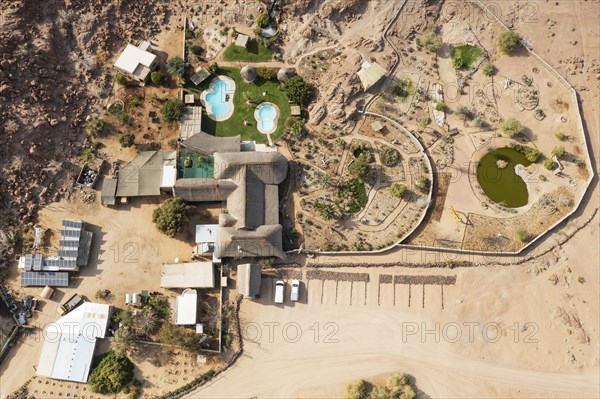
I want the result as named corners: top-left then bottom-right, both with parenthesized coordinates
top-left (290, 279), bottom-right (300, 302)
top-left (274, 280), bottom-right (285, 304)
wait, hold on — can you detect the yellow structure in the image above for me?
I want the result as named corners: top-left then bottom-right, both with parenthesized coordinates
top-left (449, 206), bottom-right (461, 222)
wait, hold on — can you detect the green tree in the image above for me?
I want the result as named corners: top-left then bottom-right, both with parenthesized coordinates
top-left (190, 44), bottom-right (202, 55)
top-left (414, 176), bottom-right (430, 192)
top-left (148, 296), bottom-right (170, 319)
top-left (370, 373), bottom-right (416, 399)
top-left (152, 197), bottom-right (189, 237)
top-left (497, 30), bottom-right (520, 54)
top-left (85, 116), bottom-right (104, 138)
top-left (150, 71), bottom-right (165, 84)
top-left (551, 145), bottom-right (566, 159)
top-left (482, 62), bottom-right (497, 76)
top-left (111, 327), bottom-right (135, 357)
top-left (115, 73), bottom-right (128, 85)
top-left (416, 31), bottom-right (443, 52)
top-left (161, 99), bottom-right (186, 123)
top-left (119, 133), bottom-right (135, 148)
top-left (88, 351), bottom-right (134, 394)
top-left (256, 12), bottom-right (270, 28)
top-left (543, 158), bottom-right (557, 170)
top-left (390, 183), bottom-right (406, 198)
top-left (499, 117), bottom-right (524, 137)
top-left (283, 76), bottom-right (313, 105)
top-left (208, 62), bottom-right (219, 74)
top-left (348, 154), bottom-right (370, 180)
top-left (257, 67), bottom-right (276, 80)
top-left (132, 308), bottom-right (159, 337)
top-left (345, 379), bottom-right (369, 399)
top-left (166, 56), bottom-right (186, 76)
top-left (380, 146), bottom-right (400, 166)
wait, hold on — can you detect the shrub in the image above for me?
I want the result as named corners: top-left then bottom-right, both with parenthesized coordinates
top-left (511, 144), bottom-right (540, 163)
top-left (516, 229), bottom-right (529, 242)
top-left (88, 351), bottom-right (134, 394)
top-left (348, 154), bottom-right (370, 179)
top-left (338, 178), bottom-right (368, 214)
top-left (108, 102), bottom-right (124, 115)
top-left (166, 56), bottom-right (186, 76)
top-left (256, 12), bottom-right (270, 28)
top-left (148, 296), bottom-right (170, 319)
top-left (380, 146), bottom-right (400, 166)
top-left (473, 117), bottom-right (487, 128)
top-left (539, 174), bottom-right (547, 181)
top-left (257, 67), bottom-right (276, 80)
top-left (161, 99), bottom-right (186, 123)
top-left (345, 379), bottom-right (369, 399)
top-left (283, 76), bottom-right (313, 105)
top-left (313, 200), bottom-right (336, 220)
top-left (497, 30), bottom-right (520, 54)
top-left (85, 116), bottom-right (104, 138)
top-left (543, 158), bottom-right (557, 170)
top-left (190, 44), bottom-right (202, 55)
top-left (208, 62), bottom-right (219, 74)
top-left (414, 175), bottom-right (430, 192)
top-left (415, 31), bottom-right (443, 52)
top-left (119, 133), bottom-right (135, 148)
top-left (482, 62), bottom-right (497, 76)
top-left (418, 116), bottom-right (431, 131)
top-left (555, 131), bottom-right (567, 141)
top-left (119, 112), bottom-right (131, 126)
top-left (370, 373), bottom-right (415, 399)
top-left (434, 102), bottom-right (447, 112)
top-left (551, 145), bottom-right (566, 159)
top-left (80, 147), bottom-right (96, 164)
top-left (499, 117), bottom-right (523, 137)
top-left (150, 71), bottom-right (165, 84)
top-left (258, 258), bottom-right (274, 269)
top-left (390, 183), bottom-right (406, 198)
top-left (152, 198), bottom-right (189, 237)
top-left (157, 323), bottom-right (201, 352)
top-left (456, 105), bottom-right (474, 120)
top-left (115, 73), bottom-right (128, 85)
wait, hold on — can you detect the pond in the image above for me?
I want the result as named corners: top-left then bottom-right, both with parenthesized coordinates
top-left (476, 147), bottom-right (532, 208)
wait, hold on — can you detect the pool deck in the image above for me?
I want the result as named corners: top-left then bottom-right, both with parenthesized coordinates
top-left (254, 102), bottom-right (280, 137)
top-left (201, 75), bottom-right (236, 122)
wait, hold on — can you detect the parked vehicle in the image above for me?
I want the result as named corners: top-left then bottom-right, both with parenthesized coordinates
top-left (59, 294), bottom-right (83, 315)
top-left (290, 279), bottom-right (300, 302)
top-left (274, 280), bottom-right (285, 304)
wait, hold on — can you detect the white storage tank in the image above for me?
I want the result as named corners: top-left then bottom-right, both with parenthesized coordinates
top-left (132, 293), bottom-right (139, 304)
top-left (125, 293), bottom-right (131, 304)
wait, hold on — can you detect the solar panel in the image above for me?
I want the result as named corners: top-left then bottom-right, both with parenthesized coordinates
top-left (62, 220), bottom-right (83, 229)
top-left (44, 259), bottom-right (77, 268)
top-left (61, 229), bottom-right (81, 238)
top-left (20, 271), bottom-right (69, 287)
top-left (59, 240), bottom-right (79, 248)
top-left (58, 250), bottom-right (79, 258)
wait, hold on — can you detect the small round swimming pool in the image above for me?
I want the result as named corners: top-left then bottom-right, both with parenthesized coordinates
top-left (201, 76), bottom-right (236, 121)
top-left (255, 102), bottom-right (279, 135)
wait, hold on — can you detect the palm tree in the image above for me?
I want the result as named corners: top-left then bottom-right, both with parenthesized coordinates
top-left (112, 327), bottom-right (134, 357)
top-left (132, 308), bottom-right (159, 338)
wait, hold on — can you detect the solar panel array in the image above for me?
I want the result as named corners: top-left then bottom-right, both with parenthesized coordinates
top-left (62, 220), bottom-right (83, 229)
top-left (21, 271), bottom-right (69, 287)
top-left (58, 250), bottom-right (79, 258)
top-left (44, 259), bottom-right (77, 268)
top-left (59, 240), bottom-right (79, 248)
top-left (61, 229), bottom-right (82, 238)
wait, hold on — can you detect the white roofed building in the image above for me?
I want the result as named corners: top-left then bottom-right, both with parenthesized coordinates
top-left (175, 289), bottom-right (198, 325)
top-left (161, 262), bottom-right (215, 288)
top-left (114, 42), bottom-right (158, 84)
top-left (37, 302), bottom-right (111, 383)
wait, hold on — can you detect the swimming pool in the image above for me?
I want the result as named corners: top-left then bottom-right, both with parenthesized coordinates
top-left (254, 102), bottom-right (279, 135)
top-left (201, 76), bottom-right (235, 121)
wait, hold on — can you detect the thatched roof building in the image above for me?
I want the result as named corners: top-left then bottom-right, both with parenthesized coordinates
top-left (241, 65), bottom-right (257, 82)
top-left (277, 68), bottom-right (294, 83)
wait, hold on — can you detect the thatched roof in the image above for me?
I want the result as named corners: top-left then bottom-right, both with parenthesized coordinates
top-left (215, 224), bottom-right (285, 259)
top-left (277, 68), bottom-right (294, 83)
top-left (241, 65), bottom-right (257, 82)
top-left (213, 152), bottom-right (288, 184)
top-left (173, 178), bottom-right (237, 202)
top-left (116, 151), bottom-right (176, 197)
top-left (181, 131), bottom-right (241, 155)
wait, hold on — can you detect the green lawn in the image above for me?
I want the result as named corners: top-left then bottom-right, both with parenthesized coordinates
top-left (451, 44), bottom-right (484, 70)
top-left (222, 40), bottom-right (273, 62)
top-left (184, 67), bottom-right (291, 144)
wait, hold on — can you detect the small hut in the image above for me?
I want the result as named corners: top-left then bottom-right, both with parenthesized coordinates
top-left (241, 65), bottom-right (257, 83)
top-left (277, 68), bottom-right (294, 83)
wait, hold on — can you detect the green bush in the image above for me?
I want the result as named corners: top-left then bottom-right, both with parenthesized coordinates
top-left (543, 158), bottom-right (557, 170)
top-left (80, 147), bottom-right (96, 164)
top-left (348, 154), bottom-right (370, 179)
top-left (208, 62), bottom-right (219, 74)
top-left (345, 379), bottom-right (369, 399)
top-left (88, 351), bottom-right (134, 394)
top-left (152, 198), bottom-right (189, 237)
top-left (414, 175), bottom-right (430, 192)
top-left (161, 99), bottom-right (186, 123)
top-left (516, 229), bottom-right (529, 242)
top-left (370, 373), bottom-right (415, 399)
top-left (257, 67), bottom-right (276, 80)
top-left (119, 133), bottom-right (135, 148)
top-left (380, 146), bottom-right (400, 167)
top-left (313, 200), bottom-right (336, 220)
top-left (148, 296), bottom-right (170, 319)
top-left (86, 116), bottom-right (104, 138)
top-left (166, 56), bottom-right (186, 76)
top-left (434, 102), bottom-right (447, 112)
top-left (416, 31), bottom-right (443, 52)
top-left (150, 71), bottom-right (165, 84)
top-left (283, 76), bottom-right (313, 105)
top-left (497, 30), bottom-right (520, 54)
top-left (115, 73), bottom-right (128, 85)
top-left (555, 131), bottom-right (567, 141)
top-left (551, 145), bottom-right (566, 159)
top-left (190, 45), bottom-right (202, 55)
top-left (390, 183), bottom-right (406, 199)
top-left (157, 323), bottom-right (201, 352)
top-left (482, 62), bottom-right (497, 76)
top-left (258, 258), bottom-right (274, 269)
top-left (511, 144), bottom-right (540, 163)
top-left (256, 12), bottom-right (270, 28)
top-left (338, 178), bottom-right (368, 214)
top-left (499, 117), bottom-right (524, 137)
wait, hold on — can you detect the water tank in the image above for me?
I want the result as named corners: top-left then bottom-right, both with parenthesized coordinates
top-left (132, 293), bottom-right (139, 304)
top-left (125, 293), bottom-right (131, 304)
